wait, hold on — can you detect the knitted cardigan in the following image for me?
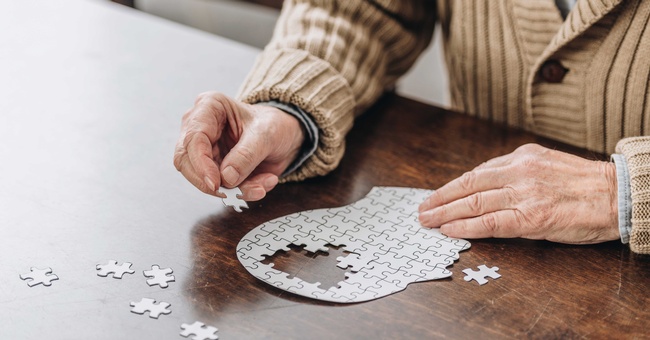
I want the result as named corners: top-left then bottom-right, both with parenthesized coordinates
top-left (237, 0), bottom-right (650, 253)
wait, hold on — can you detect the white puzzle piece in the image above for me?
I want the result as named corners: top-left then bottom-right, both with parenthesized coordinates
top-left (130, 298), bottom-right (171, 319)
top-left (218, 186), bottom-right (248, 212)
top-left (19, 267), bottom-right (59, 287)
top-left (236, 187), bottom-right (471, 303)
top-left (143, 265), bottom-right (175, 288)
top-left (96, 260), bottom-right (135, 279)
top-left (180, 321), bottom-right (219, 340)
top-left (463, 265), bottom-right (501, 285)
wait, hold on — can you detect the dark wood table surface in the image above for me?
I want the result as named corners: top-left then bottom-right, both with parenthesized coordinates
top-left (2, 1), bottom-right (648, 339)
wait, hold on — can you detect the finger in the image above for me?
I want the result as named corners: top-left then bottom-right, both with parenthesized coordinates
top-left (185, 131), bottom-right (222, 193)
top-left (174, 151), bottom-right (220, 196)
top-left (439, 210), bottom-right (524, 239)
top-left (419, 188), bottom-right (514, 228)
top-left (174, 136), bottom-right (215, 194)
top-left (220, 130), bottom-right (269, 188)
top-left (419, 167), bottom-right (509, 212)
top-left (192, 92), bottom-right (230, 143)
top-left (238, 173), bottom-right (279, 201)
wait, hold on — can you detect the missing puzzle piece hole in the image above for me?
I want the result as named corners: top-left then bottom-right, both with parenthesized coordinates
top-left (260, 244), bottom-right (351, 290)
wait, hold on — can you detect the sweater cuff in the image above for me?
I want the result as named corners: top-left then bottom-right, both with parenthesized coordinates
top-left (255, 101), bottom-right (319, 178)
top-left (616, 137), bottom-right (650, 254)
top-left (611, 154), bottom-right (632, 244)
top-left (237, 48), bottom-right (355, 182)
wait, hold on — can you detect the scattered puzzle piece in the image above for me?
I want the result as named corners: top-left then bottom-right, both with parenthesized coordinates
top-left (143, 265), bottom-right (175, 288)
top-left (19, 267), bottom-right (59, 287)
top-left (463, 265), bottom-right (501, 285)
top-left (236, 186), bottom-right (471, 303)
top-left (218, 186), bottom-right (248, 212)
top-left (96, 260), bottom-right (135, 279)
top-left (130, 298), bottom-right (171, 319)
top-left (180, 321), bottom-right (219, 340)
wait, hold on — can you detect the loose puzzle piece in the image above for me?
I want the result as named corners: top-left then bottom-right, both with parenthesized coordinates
top-left (19, 267), bottom-right (59, 287)
top-left (96, 260), bottom-right (135, 279)
top-left (180, 321), bottom-right (219, 340)
top-left (130, 298), bottom-right (171, 319)
top-left (143, 265), bottom-right (175, 288)
top-left (463, 265), bottom-right (501, 285)
top-left (218, 186), bottom-right (248, 212)
top-left (236, 186), bottom-right (471, 303)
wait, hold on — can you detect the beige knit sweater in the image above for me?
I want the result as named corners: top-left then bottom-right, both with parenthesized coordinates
top-left (237, 0), bottom-right (650, 253)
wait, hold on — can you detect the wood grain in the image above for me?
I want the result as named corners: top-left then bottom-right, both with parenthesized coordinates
top-left (186, 94), bottom-right (650, 339)
top-left (2, 1), bottom-right (648, 338)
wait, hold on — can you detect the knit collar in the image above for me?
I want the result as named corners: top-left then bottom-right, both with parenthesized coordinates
top-left (544, 0), bottom-right (624, 59)
top-left (511, 0), bottom-right (624, 68)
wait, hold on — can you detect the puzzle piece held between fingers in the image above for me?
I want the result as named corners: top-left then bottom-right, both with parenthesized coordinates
top-left (19, 267), bottom-right (59, 287)
top-left (218, 186), bottom-right (248, 213)
top-left (180, 321), bottom-right (219, 340)
top-left (463, 265), bottom-right (501, 285)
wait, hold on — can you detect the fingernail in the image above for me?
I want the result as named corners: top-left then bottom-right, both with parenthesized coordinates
top-left (418, 212), bottom-right (430, 227)
top-left (263, 176), bottom-right (278, 189)
top-left (418, 201), bottom-right (428, 213)
top-left (440, 224), bottom-right (451, 234)
top-left (250, 187), bottom-right (266, 200)
top-left (204, 176), bottom-right (216, 192)
top-left (222, 166), bottom-right (239, 185)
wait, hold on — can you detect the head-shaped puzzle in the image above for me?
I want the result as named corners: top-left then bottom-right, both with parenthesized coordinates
top-left (236, 187), bottom-right (470, 303)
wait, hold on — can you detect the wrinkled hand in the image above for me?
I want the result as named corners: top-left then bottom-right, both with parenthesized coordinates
top-left (174, 92), bottom-right (304, 201)
top-left (418, 144), bottom-right (619, 244)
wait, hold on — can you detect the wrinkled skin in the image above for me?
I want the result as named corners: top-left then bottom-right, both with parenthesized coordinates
top-left (173, 92), bottom-right (304, 201)
top-left (419, 144), bottom-right (619, 244)
top-left (174, 94), bottom-right (619, 244)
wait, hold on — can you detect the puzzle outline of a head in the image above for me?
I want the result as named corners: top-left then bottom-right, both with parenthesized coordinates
top-left (236, 187), bottom-right (471, 303)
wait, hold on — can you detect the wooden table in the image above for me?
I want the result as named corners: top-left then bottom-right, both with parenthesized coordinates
top-left (1, 1), bottom-right (648, 339)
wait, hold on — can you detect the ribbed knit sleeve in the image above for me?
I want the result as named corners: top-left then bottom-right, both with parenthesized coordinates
top-left (237, 0), bottom-right (436, 181)
top-left (616, 137), bottom-right (650, 254)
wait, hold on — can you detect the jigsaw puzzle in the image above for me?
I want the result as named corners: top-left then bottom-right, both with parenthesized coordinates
top-left (143, 265), bottom-right (175, 288)
top-left (130, 298), bottom-right (172, 319)
top-left (19, 267), bottom-right (59, 287)
top-left (463, 265), bottom-right (501, 285)
top-left (180, 321), bottom-right (219, 340)
top-left (218, 186), bottom-right (248, 212)
top-left (236, 186), bottom-right (471, 303)
top-left (96, 260), bottom-right (135, 279)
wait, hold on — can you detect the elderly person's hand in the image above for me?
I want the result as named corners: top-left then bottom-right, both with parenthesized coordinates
top-left (418, 144), bottom-right (620, 244)
top-left (174, 92), bottom-right (304, 201)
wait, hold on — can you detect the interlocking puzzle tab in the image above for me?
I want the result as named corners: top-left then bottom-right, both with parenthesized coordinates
top-left (463, 265), bottom-right (501, 285)
top-left (143, 265), bottom-right (175, 288)
top-left (130, 298), bottom-right (171, 319)
top-left (19, 267), bottom-right (59, 287)
top-left (218, 186), bottom-right (248, 213)
top-left (236, 186), bottom-right (471, 303)
top-left (180, 321), bottom-right (219, 340)
top-left (96, 260), bottom-right (135, 279)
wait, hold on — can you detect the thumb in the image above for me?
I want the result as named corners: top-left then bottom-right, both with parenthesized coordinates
top-left (220, 131), bottom-right (268, 187)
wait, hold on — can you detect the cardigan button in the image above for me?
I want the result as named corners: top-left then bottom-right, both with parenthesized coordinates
top-left (540, 60), bottom-right (568, 83)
